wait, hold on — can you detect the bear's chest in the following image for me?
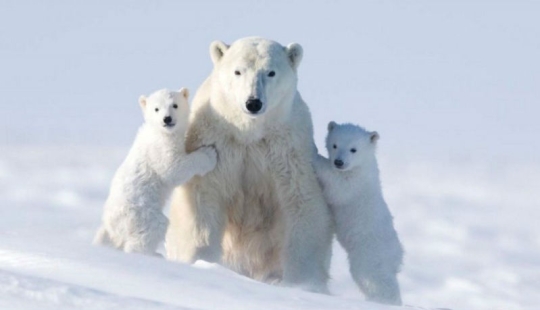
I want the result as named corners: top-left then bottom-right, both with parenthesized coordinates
top-left (216, 138), bottom-right (276, 192)
top-left (213, 127), bottom-right (279, 168)
top-left (235, 142), bottom-right (272, 181)
top-left (213, 139), bottom-right (281, 226)
top-left (323, 175), bottom-right (360, 207)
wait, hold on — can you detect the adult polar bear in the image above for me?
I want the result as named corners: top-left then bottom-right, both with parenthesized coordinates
top-left (166, 37), bottom-right (333, 292)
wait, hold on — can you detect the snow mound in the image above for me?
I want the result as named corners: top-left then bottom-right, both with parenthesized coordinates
top-left (1, 146), bottom-right (539, 309)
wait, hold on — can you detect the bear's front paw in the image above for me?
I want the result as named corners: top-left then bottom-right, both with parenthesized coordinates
top-left (197, 146), bottom-right (218, 175)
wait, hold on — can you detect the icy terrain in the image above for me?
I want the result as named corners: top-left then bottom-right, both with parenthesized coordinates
top-left (0, 147), bottom-right (538, 309)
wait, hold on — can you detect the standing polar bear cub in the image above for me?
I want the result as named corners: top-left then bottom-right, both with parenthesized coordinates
top-left (314, 122), bottom-right (403, 305)
top-left (166, 37), bottom-right (333, 293)
top-left (94, 88), bottom-right (217, 255)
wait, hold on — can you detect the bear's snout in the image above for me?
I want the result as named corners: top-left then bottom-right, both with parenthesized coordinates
top-left (164, 116), bottom-right (173, 125)
top-left (334, 159), bottom-right (344, 168)
top-left (245, 98), bottom-right (263, 114)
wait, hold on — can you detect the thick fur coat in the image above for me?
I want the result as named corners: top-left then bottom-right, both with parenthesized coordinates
top-left (94, 89), bottom-right (217, 255)
top-left (314, 122), bottom-right (403, 305)
top-left (166, 37), bottom-right (333, 293)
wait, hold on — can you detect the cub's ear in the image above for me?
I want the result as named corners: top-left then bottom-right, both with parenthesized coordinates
top-left (178, 87), bottom-right (189, 100)
top-left (139, 95), bottom-right (147, 110)
top-left (285, 43), bottom-right (303, 70)
top-left (328, 121), bottom-right (337, 132)
top-left (370, 131), bottom-right (380, 144)
top-left (210, 40), bottom-right (229, 64)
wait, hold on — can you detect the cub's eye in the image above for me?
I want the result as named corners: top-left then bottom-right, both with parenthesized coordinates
top-left (268, 71), bottom-right (275, 77)
top-left (234, 70), bottom-right (241, 76)
top-left (333, 144), bottom-right (337, 149)
top-left (155, 108), bottom-right (159, 112)
top-left (173, 104), bottom-right (178, 109)
top-left (350, 148), bottom-right (357, 153)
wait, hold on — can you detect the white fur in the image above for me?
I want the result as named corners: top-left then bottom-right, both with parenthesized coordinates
top-left (166, 37), bottom-right (333, 293)
top-left (314, 122), bottom-right (404, 305)
top-left (94, 88), bottom-right (217, 256)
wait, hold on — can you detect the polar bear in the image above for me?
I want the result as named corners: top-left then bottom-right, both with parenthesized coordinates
top-left (314, 121), bottom-right (403, 305)
top-left (165, 37), bottom-right (333, 292)
top-left (94, 88), bottom-right (217, 255)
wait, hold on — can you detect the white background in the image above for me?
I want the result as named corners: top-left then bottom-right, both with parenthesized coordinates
top-left (1, 1), bottom-right (539, 309)
top-left (1, 1), bottom-right (539, 160)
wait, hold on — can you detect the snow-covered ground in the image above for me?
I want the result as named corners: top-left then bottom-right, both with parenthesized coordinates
top-left (1, 146), bottom-right (538, 310)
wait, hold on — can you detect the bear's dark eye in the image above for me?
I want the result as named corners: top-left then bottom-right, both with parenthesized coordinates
top-left (234, 70), bottom-right (241, 76)
top-left (155, 108), bottom-right (159, 112)
top-left (333, 144), bottom-right (337, 149)
top-left (173, 104), bottom-right (178, 109)
top-left (268, 71), bottom-right (275, 77)
top-left (351, 148), bottom-right (357, 153)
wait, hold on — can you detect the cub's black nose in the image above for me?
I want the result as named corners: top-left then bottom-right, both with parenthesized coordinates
top-left (164, 116), bottom-right (172, 124)
top-left (246, 98), bottom-right (263, 113)
top-left (334, 159), bottom-right (344, 168)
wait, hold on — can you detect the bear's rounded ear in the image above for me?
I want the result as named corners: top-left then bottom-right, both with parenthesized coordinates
top-left (370, 131), bottom-right (380, 144)
top-left (210, 40), bottom-right (229, 64)
top-left (178, 87), bottom-right (189, 100)
top-left (139, 95), bottom-right (147, 110)
top-left (285, 43), bottom-right (303, 70)
top-left (328, 121), bottom-right (337, 132)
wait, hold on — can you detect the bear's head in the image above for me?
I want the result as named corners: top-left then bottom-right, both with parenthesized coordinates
top-left (209, 37), bottom-right (303, 120)
top-left (139, 88), bottom-right (190, 134)
top-left (325, 121), bottom-right (379, 171)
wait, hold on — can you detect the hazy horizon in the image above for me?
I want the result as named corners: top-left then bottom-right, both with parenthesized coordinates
top-left (1, 1), bottom-right (539, 161)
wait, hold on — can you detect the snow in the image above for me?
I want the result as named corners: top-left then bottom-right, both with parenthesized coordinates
top-left (1, 147), bottom-right (539, 309)
top-left (1, 1), bottom-right (539, 309)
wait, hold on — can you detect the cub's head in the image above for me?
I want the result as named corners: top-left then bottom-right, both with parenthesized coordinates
top-left (325, 121), bottom-right (379, 171)
top-left (209, 37), bottom-right (303, 118)
top-left (139, 88), bottom-right (190, 134)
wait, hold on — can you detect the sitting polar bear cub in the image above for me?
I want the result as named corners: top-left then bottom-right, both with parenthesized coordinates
top-left (314, 121), bottom-right (403, 305)
top-left (94, 88), bottom-right (217, 255)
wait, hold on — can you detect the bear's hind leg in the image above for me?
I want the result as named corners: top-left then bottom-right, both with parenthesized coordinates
top-left (354, 270), bottom-right (402, 305)
top-left (348, 248), bottom-right (402, 305)
top-left (123, 209), bottom-right (168, 255)
top-left (93, 226), bottom-right (113, 247)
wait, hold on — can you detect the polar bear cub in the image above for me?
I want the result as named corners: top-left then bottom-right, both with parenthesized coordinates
top-left (94, 88), bottom-right (217, 255)
top-left (314, 122), bottom-right (403, 305)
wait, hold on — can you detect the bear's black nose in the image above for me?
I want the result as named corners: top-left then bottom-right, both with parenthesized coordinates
top-left (334, 159), bottom-right (344, 168)
top-left (246, 98), bottom-right (263, 113)
top-left (164, 116), bottom-right (172, 124)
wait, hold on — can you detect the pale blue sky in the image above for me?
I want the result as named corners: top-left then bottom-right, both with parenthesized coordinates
top-left (1, 1), bottom-right (538, 160)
